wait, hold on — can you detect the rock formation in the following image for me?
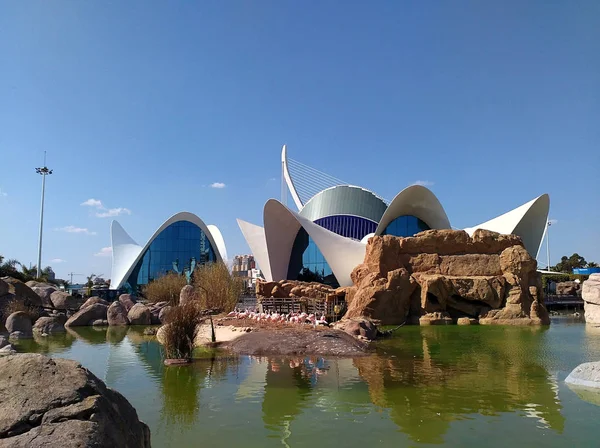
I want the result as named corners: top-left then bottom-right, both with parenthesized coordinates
top-left (128, 303), bottom-right (151, 325)
top-left (49, 290), bottom-right (81, 310)
top-left (343, 229), bottom-right (549, 325)
top-left (32, 316), bottom-right (66, 335)
top-left (65, 303), bottom-right (108, 327)
top-left (583, 274), bottom-right (600, 324)
top-left (257, 279), bottom-right (338, 300)
top-left (119, 294), bottom-right (137, 312)
top-left (0, 353), bottom-right (150, 447)
top-left (5, 312), bottom-right (33, 338)
top-left (556, 281), bottom-right (581, 296)
top-left (80, 297), bottom-right (110, 310)
top-left (107, 301), bottom-right (130, 326)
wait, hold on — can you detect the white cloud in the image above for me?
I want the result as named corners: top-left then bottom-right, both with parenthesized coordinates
top-left (413, 180), bottom-right (435, 187)
top-left (55, 225), bottom-right (97, 235)
top-left (95, 207), bottom-right (131, 218)
top-left (0, 188), bottom-right (7, 197)
top-left (210, 182), bottom-right (226, 189)
top-left (81, 198), bottom-right (132, 218)
top-left (94, 247), bottom-right (112, 257)
top-left (50, 258), bottom-right (66, 263)
top-left (81, 198), bottom-right (103, 207)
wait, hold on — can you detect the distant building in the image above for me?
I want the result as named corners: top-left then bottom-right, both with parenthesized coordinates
top-left (232, 255), bottom-right (263, 289)
top-left (46, 267), bottom-right (56, 281)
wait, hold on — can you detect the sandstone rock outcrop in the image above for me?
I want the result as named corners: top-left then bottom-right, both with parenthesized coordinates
top-left (159, 305), bottom-right (173, 323)
top-left (107, 301), bottom-right (130, 326)
top-left (0, 353), bottom-right (150, 447)
top-left (344, 229), bottom-right (549, 325)
top-left (128, 303), bottom-right (151, 325)
top-left (583, 274), bottom-right (600, 324)
top-left (65, 303), bottom-right (108, 327)
top-left (333, 318), bottom-right (378, 340)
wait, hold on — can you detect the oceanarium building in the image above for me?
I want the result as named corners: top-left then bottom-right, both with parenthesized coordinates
top-left (237, 146), bottom-right (550, 288)
top-left (109, 212), bottom-right (227, 291)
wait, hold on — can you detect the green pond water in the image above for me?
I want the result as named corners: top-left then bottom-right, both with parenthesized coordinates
top-left (12, 318), bottom-right (600, 447)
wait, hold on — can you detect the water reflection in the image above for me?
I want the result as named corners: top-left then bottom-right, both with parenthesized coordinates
top-left (355, 326), bottom-right (564, 444)
top-left (16, 324), bottom-right (580, 446)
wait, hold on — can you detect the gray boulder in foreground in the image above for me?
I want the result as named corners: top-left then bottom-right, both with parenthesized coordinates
top-left (0, 353), bottom-right (150, 447)
top-left (565, 361), bottom-right (600, 388)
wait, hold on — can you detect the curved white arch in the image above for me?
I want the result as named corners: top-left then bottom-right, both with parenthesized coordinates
top-left (374, 185), bottom-right (451, 235)
top-left (282, 145), bottom-right (304, 211)
top-left (264, 199), bottom-right (366, 287)
top-left (463, 194), bottom-right (549, 257)
top-left (236, 219), bottom-right (273, 282)
top-left (110, 212), bottom-right (225, 290)
top-left (207, 224), bottom-right (228, 264)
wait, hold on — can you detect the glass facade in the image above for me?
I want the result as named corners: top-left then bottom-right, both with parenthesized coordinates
top-left (382, 215), bottom-right (430, 237)
top-left (125, 221), bottom-right (216, 292)
top-left (287, 228), bottom-right (339, 288)
top-left (314, 215), bottom-right (377, 240)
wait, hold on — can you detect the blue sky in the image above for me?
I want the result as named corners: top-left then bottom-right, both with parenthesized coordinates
top-left (1, 1), bottom-right (598, 281)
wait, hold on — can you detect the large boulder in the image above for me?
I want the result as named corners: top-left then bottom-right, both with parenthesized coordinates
top-left (1, 277), bottom-right (42, 307)
top-left (159, 305), bottom-right (173, 323)
top-left (5, 312), bottom-right (33, 337)
top-left (118, 294), bottom-right (137, 312)
top-left (80, 297), bottom-right (110, 310)
top-left (33, 316), bottom-right (66, 335)
top-left (583, 274), bottom-right (600, 324)
top-left (0, 279), bottom-right (9, 297)
top-left (0, 354), bottom-right (150, 447)
top-left (64, 303), bottom-right (108, 327)
top-left (49, 291), bottom-right (80, 310)
top-left (565, 361), bottom-right (600, 388)
top-left (107, 301), bottom-right (129, 326)
top-left (334, 318), bottom-right (378, 340)
top-left (30, 286), bottom-right (57, 308)
top-left (127, 303), bottom-right (151, 326)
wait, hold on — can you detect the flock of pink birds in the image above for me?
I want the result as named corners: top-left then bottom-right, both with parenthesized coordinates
top-left (227, 309), bottom-right (329, 326)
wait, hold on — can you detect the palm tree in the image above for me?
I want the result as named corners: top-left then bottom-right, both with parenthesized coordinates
top-left (588, 262), bottom-right (599, 268)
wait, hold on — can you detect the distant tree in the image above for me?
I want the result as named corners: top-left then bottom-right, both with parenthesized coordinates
top-left (588, 261), bottom-right (599, 268)
top-left (552, 253), bottom-right (587, 273)
top-left (85, 274), bottom-right (97, 296)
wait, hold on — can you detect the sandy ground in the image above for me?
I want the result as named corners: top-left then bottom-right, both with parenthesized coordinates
top-left (193, 322), bottom-right (249, 345)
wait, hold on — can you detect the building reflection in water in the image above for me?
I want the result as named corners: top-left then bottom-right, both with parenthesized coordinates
top-left (354, 326), bottom-right (564, 444)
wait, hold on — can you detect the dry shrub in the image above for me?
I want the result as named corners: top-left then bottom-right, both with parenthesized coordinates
top-left (1, 299), bottom-right (41, 324)
top-left (163, 301), bottom-right (205, 360)
top-left (193, 262), bottom-right (243, 312)
top-left (143, 272), bottom-right (187, 305)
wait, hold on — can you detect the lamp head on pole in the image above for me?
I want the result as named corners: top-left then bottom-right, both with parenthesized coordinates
top-left (35, 167), bottom-right (53, 175)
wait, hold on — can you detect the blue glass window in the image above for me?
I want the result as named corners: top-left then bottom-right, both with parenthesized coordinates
top-left (125, 221), bottom-right (216, 292)
top-left (382, 215), bottom-right (430, 237)
top-left (287, 228), bottom-right (339, 287)
top-left (313, 215), bottom-right (377, 240)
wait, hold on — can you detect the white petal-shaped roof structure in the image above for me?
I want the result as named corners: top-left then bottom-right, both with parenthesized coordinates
top-left (110, 212), bottom-right (226, 290)
top-left (463, 194), bottom-right (550, 257)
top-left (263, 199), bottom-right (366, 287)
top-left (236, 219), bottom-right (273, 282)
top-left (374, 185), bottom-right (451, 235)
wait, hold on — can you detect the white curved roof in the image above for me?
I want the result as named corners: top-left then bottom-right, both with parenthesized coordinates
top-left (263, 199), bottom-right (366, 287)
top-left (463, 194), bottom-right (550, 257)
top-left (374, 185), bottom-right (451, 235)
top-left (236, 219), bottom-right (273, 282)
top-left (110, 212), bottom-right (226, 290)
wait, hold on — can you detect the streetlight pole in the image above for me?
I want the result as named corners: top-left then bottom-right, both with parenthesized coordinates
top-left (35, 152), bottom-right (53, 279)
